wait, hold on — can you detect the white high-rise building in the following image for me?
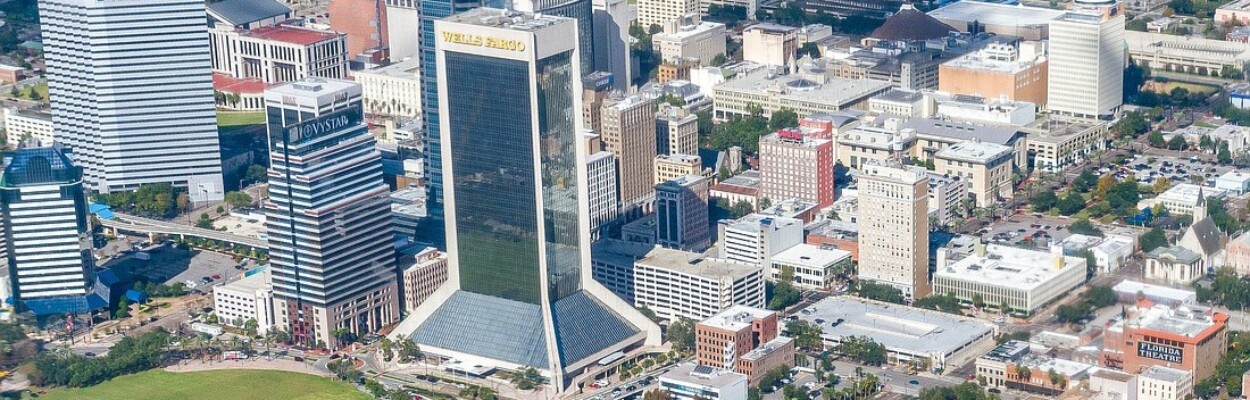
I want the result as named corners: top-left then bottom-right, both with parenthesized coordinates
top-left (39, 0), bottom-right (224, 202)
top-left (1047, 0), bottom-right (1125, 119)
top-left (385, 0), bottom-right (421, 61)
top-left (857, 161), bottom-right (931, 299)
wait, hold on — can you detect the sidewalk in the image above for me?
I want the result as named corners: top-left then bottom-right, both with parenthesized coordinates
top-left (165, 357), bottom-right (329, 377)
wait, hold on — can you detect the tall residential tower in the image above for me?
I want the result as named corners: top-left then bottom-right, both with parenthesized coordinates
top-left (39, 0), bottom-right (224, 202)
top-left (394, 10), bottom-right (659, 391)
top-left (264, 78), bottom-right (400, 348)
top-left (856, 161), bottom-right (931, 299)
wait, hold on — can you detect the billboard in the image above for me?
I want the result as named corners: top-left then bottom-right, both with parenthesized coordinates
top-left (1137, 341), bottom-right (1183, 363)
top-left (283, 105), bottom-right (363, 146)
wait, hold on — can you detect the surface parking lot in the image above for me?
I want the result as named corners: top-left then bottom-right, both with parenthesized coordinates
top-left (1109, 154), bottom-right (1235, 186)
top-left (977, 215), bottom-right (1077, 248)
top-left (103, 244), bottom-right (247, 291)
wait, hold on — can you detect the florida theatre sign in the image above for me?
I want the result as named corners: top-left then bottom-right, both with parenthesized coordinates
top-left (1137, 342), bottom-right (1183, 363)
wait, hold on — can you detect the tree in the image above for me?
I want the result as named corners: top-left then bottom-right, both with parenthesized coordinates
top-left (1167, 134), bottom-right (1188, 150)
top-left (731, 200), bottom-right (753, 218)
top-left (1152, 177), bottom-right (1172, 194)
top-left (1056, 303), bottom-right (1091, 324)
top-left (114, 299), bottom-right (130, 319)
top-left (1057, 192), bottom-right (1086, 216)
top-left (642, 389), bottom-right (671, 400)
top-left (331, 326), bottom-right (352, 348)
top-left (1148, 130), bottom-right (1166, 148)
top-left (1086, 285), bottom-right (1118, 308)
top-left (785, 320), bottom-right (824, 352)
top-left (855, 282), bottom-right (905, 304)
top-left (1113, 112), bottom-right (1150, 138)
top-left (243, 164), bottom-right (268, 185)
top-left (1073, 170), bottom-right (1098, 193)
top-left (913, 293), bottom-right (963, 314)
top-left (1015, 364), bottom-right (1033, 381)
top-left (1030, 191), bottom-right (1058, 212)
top-left (837, 336), bottom-right (887, 366)
top-left (1094, 174), bottom-right (1115, 200)
top-left (397, 338), bottom-right (421, 362)
top-left (176, 192), bottom-right (189, 215)
top-left (1068, 218), bottom-right (1102, 236)
top-left (224, 191), bottom-right (253, 209)
top-left (768, 266), bottom-right (801, 310)
top-left (196, 213), bottom-right (215, 229)
top-left (769, 108), bottom-right (799, 131)
top-left (1140, 227), bottom-right (1168, 252)
top-left (666, 317), bottom-right (696, 352)
top-left (511, 367), bottom-right (544, 390)
top-left (243, 318), bottom-right (259, 337)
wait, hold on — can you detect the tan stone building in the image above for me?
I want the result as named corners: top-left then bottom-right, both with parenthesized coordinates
top-left (933, 141), bottom-right (1014, 207)
top-left (401, 248), bottom-right (448, 312)
top-left (656, 104), bottom-right (700, 156)
top-left (602, 95), bottom-right (658, 208)
top-left (655, 153), bottom-right (704, 184)
top-left (856, 161), bottom-right (931, 299)
top-left (938, 41), bottom-right (1049, 107)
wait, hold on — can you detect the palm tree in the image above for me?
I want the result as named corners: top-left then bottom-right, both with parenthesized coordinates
top-left (332, 326), bottom-right (352, 349)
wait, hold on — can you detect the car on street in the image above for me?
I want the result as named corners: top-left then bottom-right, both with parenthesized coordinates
top-left (909, 380), bottom-right (919, 385)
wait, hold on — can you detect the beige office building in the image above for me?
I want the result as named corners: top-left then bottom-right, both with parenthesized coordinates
top-left (743, 23), bottom-right (798, 68)
top-left (656, 104), bottom-right (700, 156)
top-left (401, 248), bottom-right (448, 312)
top-left (933, 141), bottom-right (1014, 207)
top-left (656, 153), bottom-right (704, 184)
top-left (857, 161), bottom-right (930, 299)
top-left (602, 95), bottom-right (659, 208)
top-left (938, 41), bottom-right (1049, 107)
top-left (637, 0), bottom-right (699, 31)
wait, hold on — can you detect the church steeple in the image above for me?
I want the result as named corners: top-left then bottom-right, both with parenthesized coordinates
top-left (1194, 186), bottom-right (1207, 219)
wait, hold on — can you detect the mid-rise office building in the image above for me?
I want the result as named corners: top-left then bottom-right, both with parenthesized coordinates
top-left (40, 0), bottom-right (225, 202)
top-left (602, 95), bottom-right (659, 209)
top-left (634, 247), bottom-right (766, 321)
top-left (759, 129), bottom-right (834, 208)
top-left (656, 175), bottom-right (711, 252)
top-left (695, 306), bottom-right (778, 369)
top-left (1138, 366), bottom-right (1194, 400)
top-left (588, 150), bottom-right (620, 240)
top-left (384, 0), bottom-right (421, 60)
top-left (394, 11), bottom-right (658, 391)
top-left (401, 248), bottom-right (449, 313)
top-left (769, 244), bottom-right (852, 290)
top-left (354, 58), bottom-right (421, 118)
top-left (2, 108), bottom-right (53, 147)
top-left (660, 364), bottom-right (749, 400)
top-left (655, 153), bottom-right (704, 184)
top-left (653, 21), bottom-right (728, 66)
top-left (718, 214), bottom-right (804, 267)
top-left (0, 147), bottom-right (97, 314)
top-left (938, 41), bottom-right (1049, 107)
top-left (712, 70), bottom-right (891, 121)
top-left (1047, 0), bottom-right (1125, 119)
top-left (1021, 116), bottom-right (1110, 172)
top-left (329, 0), bottom-right (388, 60)
top-left (857, 161), bottom-right (930, 299)
top-left (637, 0), bottom-right (699, 31)
top-left (743, 23), bottom-right (798, 68)
top-left (213, 268), bottom-right (275, 334)
top-left (656, 104), bottom-right (700, 156)
top-left (934, 244), bottom-right (1086, 316)
top-left (264, 78), bottom-right (400, 348)
top-left (933, 141), bottom-right (1014, 207)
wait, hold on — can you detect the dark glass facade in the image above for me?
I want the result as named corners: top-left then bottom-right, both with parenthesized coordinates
top-left (445, 51), bottom-right (543, 304)
top-left (536, 51), bottom-right (582, 302)
top-left (538, 0), bottom-right (594, 76)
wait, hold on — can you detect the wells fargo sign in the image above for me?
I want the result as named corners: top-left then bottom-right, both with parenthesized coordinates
top-left (442, 32), bottom-right (526, 51)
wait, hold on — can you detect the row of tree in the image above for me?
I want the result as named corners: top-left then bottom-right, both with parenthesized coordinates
top-left (27, 330), bottom-right (170, 387)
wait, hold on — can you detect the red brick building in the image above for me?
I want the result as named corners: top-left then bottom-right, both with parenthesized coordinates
top-left (695, 305), bottom-right (792, 386)
top-left (1101, 303), bottom-right (1228, 382)
top-left (0, 65), bottom-right (26, 84)
top-left (328, 0), bottom-right (388, 59)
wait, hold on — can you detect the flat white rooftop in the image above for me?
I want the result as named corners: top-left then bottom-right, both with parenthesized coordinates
top-left (715, 70), bottom-right (891, 107)
top-left (796, 296), bottom-right (995, 357)
top-left (1112, 280), bottom-right (1196, 303)
top-left (927, 2), bottom-right (1064, 27)
top-left (636, 247), bottom-right (761, 280)
top-left (936, 244), bottom-right (1084, 292)
top-left (935, 140), bottom-right (1013, 164)
top-left (1139, 365), bottom-right (1191, 383)
top-left (771, 243), bottom-right (849, 267)
top-left (700, 305), bottom-right (775, 331)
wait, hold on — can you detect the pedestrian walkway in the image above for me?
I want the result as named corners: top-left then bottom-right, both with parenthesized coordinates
top-left (166, 358), bottom-right (329, 377)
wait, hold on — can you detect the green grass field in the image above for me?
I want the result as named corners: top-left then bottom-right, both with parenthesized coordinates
top-left (3, 82), bottom-right (47, 101)
top-left (28, 369), bottom-right (370, 400)
top-left (217, 110), bottom-right (266, 127)
top-left (1159, 81), bottom-right (1219, 95)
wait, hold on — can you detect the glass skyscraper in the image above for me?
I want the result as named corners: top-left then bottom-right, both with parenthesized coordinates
top-left (394, 9), bottom-right (657, 391)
